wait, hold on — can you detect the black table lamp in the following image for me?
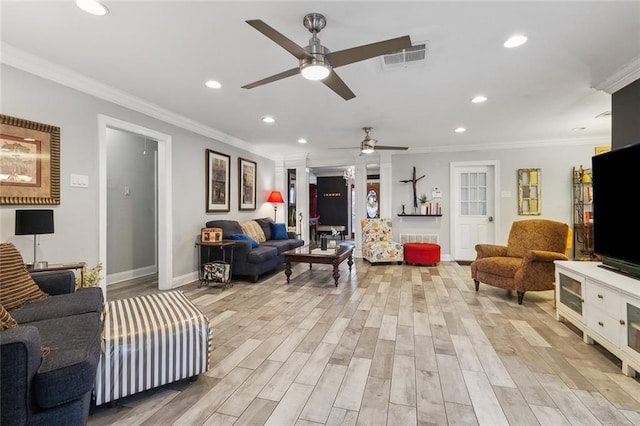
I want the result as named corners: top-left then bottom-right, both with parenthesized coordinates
top-left (15, 209), bottom-right (54, 267)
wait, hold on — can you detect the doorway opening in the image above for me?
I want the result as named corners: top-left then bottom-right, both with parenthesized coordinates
top-left (98, 115), bottom-right (173, 295)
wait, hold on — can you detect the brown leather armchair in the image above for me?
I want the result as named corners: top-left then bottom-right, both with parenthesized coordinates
top-left (470, 219), bottom-right (570, 304)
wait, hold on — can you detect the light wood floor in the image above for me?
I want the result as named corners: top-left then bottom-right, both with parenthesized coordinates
top-left (89, 260), bottom-right (640, 425)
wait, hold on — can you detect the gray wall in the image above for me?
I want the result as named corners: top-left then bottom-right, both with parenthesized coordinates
top-left (391, 143), bottom-right (604, 257)
top-left (106, 128), bottom-right (156, 276)
top-left (0, 65), bottom-right (275, 285)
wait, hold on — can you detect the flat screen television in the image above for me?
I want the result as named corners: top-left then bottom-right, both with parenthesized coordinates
top-left (592, 141), bottom-right (640, 279)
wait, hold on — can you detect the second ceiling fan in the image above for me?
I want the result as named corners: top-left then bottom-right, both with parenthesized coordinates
top-left (242, 13), bottom-right (412, 100)
top-left (330, 127), bottom-right (409, 154)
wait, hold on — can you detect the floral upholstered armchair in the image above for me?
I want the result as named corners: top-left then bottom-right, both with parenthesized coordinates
top-left (470, 219), bottom-right (570, 304)
top-left (361, 218), bottom-right (403, 264)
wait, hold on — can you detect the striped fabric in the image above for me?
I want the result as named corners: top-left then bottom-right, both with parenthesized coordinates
top-left (240, 220), bottom-right (266, 243)
top-left (0, 304), bottom-right (18, 330)
top-left (0, 243), bottom-right (48, 310)
top-left (95, 291), bottom-right (212, 405)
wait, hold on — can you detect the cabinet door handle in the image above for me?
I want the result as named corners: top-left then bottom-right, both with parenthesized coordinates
top-left (620, 320), bottom-right (626, 325)
top-left (597, 294), bottom-right (603, 299)
top-left (598, 321), bottom-right (604, 326)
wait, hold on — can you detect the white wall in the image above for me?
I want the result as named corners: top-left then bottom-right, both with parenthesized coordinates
top-left (0, 65), bottom-right (275, 286)
top-left (391, 143), bottom-right (605, 257)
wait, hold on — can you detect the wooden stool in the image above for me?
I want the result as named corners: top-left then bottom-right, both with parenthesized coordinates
top-left (403, 242), bottom-right (441, 266)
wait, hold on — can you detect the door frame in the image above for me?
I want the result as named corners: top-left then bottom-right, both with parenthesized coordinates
top-left (98, 115), bottom-right (173, 295)
top-left (449, 160), bottom-right (501, 261)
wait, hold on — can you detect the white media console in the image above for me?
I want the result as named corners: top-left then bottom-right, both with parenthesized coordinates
top-left (555, 261), bottom-right (640, 377)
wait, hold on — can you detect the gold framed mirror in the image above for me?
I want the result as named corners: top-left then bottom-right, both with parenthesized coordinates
top-left (518, 168), bottom-right (541, 215)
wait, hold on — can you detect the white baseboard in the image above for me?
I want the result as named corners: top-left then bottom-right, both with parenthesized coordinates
top-left (172, 271), bottom-right (199, 288)
top-left (107, 265), bottom-right (157, 285)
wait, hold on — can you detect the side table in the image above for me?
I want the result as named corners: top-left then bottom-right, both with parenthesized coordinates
top-left (195, 239), bottom-right (235, 289)
top-left (27, 262), bottom-right (86, 285)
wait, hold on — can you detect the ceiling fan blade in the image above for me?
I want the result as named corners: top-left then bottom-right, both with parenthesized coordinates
top-left (246, 20), bottom-right (311, 60)
top-left (242, 67), bottom-right (300, 89)
top-left (327, 35), bottom-right (412, 68)
top-left (322, 70), bottom-right (356, 100)
top-left (371, 145), bottom-right (409, 150)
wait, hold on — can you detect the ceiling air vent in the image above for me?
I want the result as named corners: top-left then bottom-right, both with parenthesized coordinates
top-left (381, 42), bottom-right (428, 70)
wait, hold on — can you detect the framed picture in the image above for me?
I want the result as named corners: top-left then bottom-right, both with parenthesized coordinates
top-left (201, 227), bottom-right (222, 242)
top-left (517, 168), bottom-right (541, 215)
top-left (0, 115), bottom-right (60, 205)
top-left (206, 149), bottom-right (230, 212)
top-left (238, 157), bottom-right (257, 211)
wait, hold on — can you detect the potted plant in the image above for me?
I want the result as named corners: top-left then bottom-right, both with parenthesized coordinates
top-left (419, 194), bottom-right (428, 214)
top-left (76, 262), bottom-right (103, 288)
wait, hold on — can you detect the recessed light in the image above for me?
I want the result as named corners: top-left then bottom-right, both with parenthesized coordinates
top-left (572, 127), bottom-right (586, 131)
top-left (205, 80), bottom-right (221, 89)
top-left (298, 138), bottom-right (307, 144)
top-left (454, 127), bottom-right (466, 133)
top-left (75, 0), bottom-right (109, 16)
top-left (471, 95), bottom-right (487, 103)
top-left (504, 34), bottom-right (528, 48)
top-left (262, 116), bottom-right (275, 124)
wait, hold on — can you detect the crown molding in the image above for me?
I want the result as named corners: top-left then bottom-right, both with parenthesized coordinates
top-left (406, 135), bottom-right (611, 154)
top-left (593, 57), bottom-right (640, 94)
top-left (0, 43), bottom-right (277, 160)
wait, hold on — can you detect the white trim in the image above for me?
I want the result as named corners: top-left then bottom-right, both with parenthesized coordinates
top-left (99, 115), bottom-right (173, 295)
top-left (593, 57), bottom-right (640, 94)
top-left (172, 271), bottom-right (199, 288)
top-left (408, 136), bottom-right (610, 154)
top-left (107, 265), bottom-right (157, 286)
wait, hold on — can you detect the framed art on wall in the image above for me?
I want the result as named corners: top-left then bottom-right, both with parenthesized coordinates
top-left (238, 157), bottom-right (256, 211)
top-left (206, 149), bottom-right (230, 212)
top-left (517, 168), bottom-right (541, 215)
top-left (0, 114), bottom-right (60, 205)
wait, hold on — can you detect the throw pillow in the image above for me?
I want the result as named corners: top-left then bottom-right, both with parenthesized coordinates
top-left (0, 243), bottom-right (48, 310)
top-left (229, 234), bottom-right (259, 248)
top-left (0, 303), bottom-right (18, 330)
top-left (240, 220), bottom-right (266, 243)
top-left (254, 217), bottom-right (273, 241)
top-left (270, 222), bottom-right (289, 240)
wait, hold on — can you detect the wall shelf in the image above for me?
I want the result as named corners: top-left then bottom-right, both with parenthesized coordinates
top-left (397, 214), bottom-right (442, 217)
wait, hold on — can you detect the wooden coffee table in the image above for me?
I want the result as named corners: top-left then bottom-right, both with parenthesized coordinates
top-left (283, 243), bottom-right (354, 287)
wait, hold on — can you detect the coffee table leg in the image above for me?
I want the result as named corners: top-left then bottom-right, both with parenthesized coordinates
top-left (348, 255), bottom-right (353, 271)
top-left (332, 262), bottom-right (340, 287)
top-left (285, 261), bottom-right (292, 283)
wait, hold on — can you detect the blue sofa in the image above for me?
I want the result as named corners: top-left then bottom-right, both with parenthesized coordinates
top-left (1, 270), bottom-right (103, 426)
top-left (204, 218), bottom-right (304, 282)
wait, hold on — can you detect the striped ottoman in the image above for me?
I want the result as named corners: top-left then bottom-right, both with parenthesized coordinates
top-left (95, 291), bottom-right (211, 405)
top-left (404, 242), bottom-right (441, 266)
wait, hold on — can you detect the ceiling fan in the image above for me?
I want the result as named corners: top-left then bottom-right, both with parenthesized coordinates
top-left (242, 13), bottom-right (412, 100)
top-left (330, 127), bottom-right (409, 154)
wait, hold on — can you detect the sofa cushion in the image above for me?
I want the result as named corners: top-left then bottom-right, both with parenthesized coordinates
top-left (240, 220), bottom-right (266, 243)
top-left (10, 287), bottom-right (103, 324)
top-left (0, 243), bottom-right (48, 310)
top-left (205, 220), bottom-right (243, 239)
top-left (262, 239), bottom-right (293, 254)
top-left (270, 222), bottom-right (289, 240)
top-left (246, 245), bottom-right (278, 264)
top-left (0, 304), bottom-right (18, 330)
top-left (32, 312), bottom-right (102, 408)
top-left (254, 217), bottom-right (273, 241)
top-left (229, 233), bottom-right (259, 248)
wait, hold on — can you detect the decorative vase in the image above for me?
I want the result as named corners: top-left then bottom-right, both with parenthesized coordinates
top-left (328, 239), bottom-right (337, 249)
top-left (320, 235), bottom-right (328, 250)
top-left (420, 204), bottom-right (427, 215)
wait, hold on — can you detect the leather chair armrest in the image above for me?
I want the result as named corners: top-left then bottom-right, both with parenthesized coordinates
top-left (474, 244), bottom-right (508, 258)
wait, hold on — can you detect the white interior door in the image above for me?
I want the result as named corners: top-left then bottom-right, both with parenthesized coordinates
top-left (451, 161), bottom-right (499, 261)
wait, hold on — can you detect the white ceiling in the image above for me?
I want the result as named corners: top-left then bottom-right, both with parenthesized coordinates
top-left (2, 1), bottom-right (639, 163)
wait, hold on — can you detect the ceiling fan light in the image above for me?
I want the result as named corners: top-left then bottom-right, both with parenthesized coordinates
top-left (361, 141), bottom-right (375, 154)
top-left (75, 0), bottom-right (109, 16)
top-left (301, 63), bottom-right (330, 80)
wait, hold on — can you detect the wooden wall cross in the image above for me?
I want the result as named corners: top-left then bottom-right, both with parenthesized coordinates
top-left (400, 166), bottom-right (425, 211)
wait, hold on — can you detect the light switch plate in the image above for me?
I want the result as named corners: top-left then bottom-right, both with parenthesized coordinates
top-left (70, 174), bottom-right (89, 188)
